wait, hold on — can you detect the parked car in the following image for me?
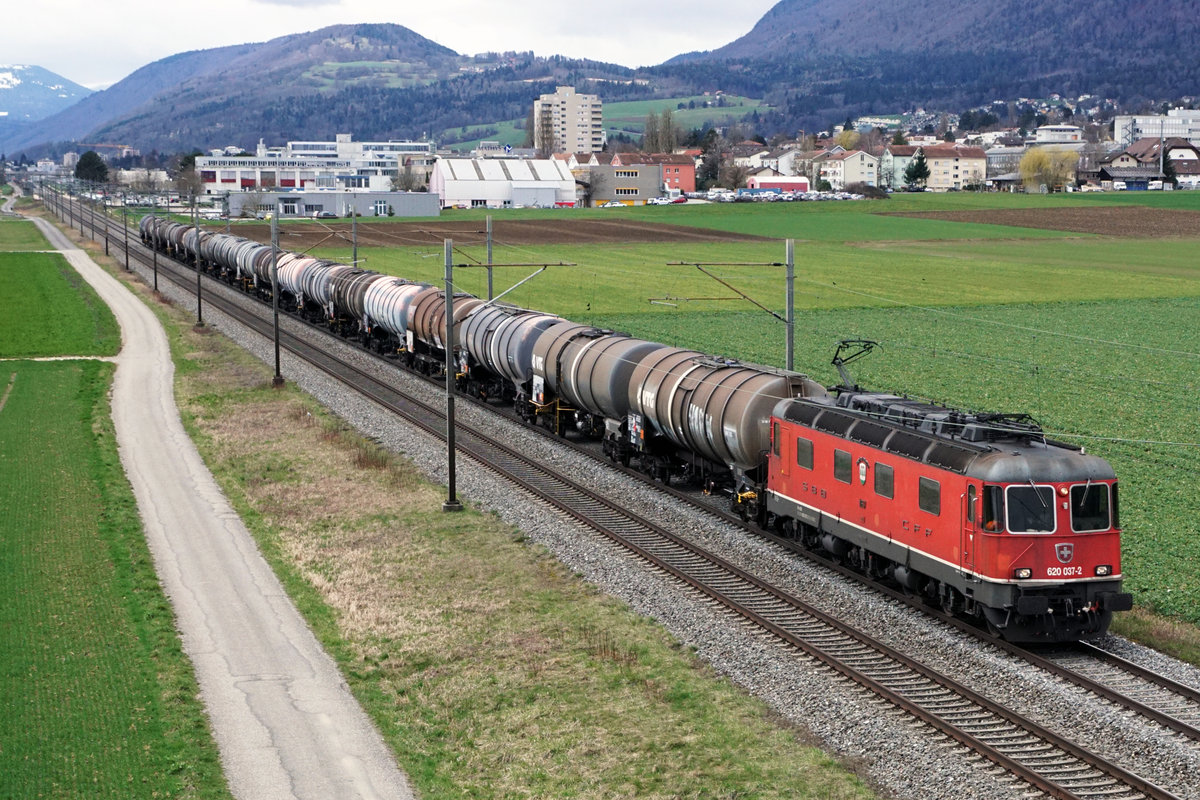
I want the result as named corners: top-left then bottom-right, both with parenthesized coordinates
top-left (601, 200), bottom-right (625, 207)
top-left (671, 196), bottom-right (688, 204)
top-left (313, 210), bottom-right (337, 219)
top-left (646, 197), bottom-right (671, 205)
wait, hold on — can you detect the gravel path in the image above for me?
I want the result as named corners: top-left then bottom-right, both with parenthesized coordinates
top-left (144, 255), bottom-right (1200, 800)
top-left (38, 216), bottom-right (415, 800)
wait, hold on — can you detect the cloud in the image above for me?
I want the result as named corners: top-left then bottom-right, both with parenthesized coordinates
top-left (251, 0), bottom-right (340, 6)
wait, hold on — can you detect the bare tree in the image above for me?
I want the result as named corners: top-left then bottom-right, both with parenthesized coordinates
top-left (642, 113), bottom-right (660, 152)
top-left (659, 108), bottom-right (677, 152)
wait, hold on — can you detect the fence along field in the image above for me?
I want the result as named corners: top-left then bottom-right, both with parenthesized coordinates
top-left (307, 192), bottom-right (1200, 633)
top-left (0, 224), bottom-right (228, 798)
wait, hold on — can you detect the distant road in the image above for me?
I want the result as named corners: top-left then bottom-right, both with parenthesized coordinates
top-left (28, 212), bottom-right (415, 800)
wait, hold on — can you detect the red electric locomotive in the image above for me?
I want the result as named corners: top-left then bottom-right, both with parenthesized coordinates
top-left (762, 391), bottom-right (1133, 642)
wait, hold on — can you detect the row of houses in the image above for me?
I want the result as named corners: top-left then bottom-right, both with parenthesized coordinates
top-left (734, 142), bottom-right (988, 192)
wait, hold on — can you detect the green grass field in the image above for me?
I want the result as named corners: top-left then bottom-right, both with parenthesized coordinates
top-left (0, 360), bottom-right (230, 799)
top-left (0, 218), bottom-right (51, 250)
top-left (309, 191), bottom-right (1200, 628)
top-left (0, 252), bottom-right (120, 358)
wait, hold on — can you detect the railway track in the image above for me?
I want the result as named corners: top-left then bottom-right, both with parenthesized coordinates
top-left (43, 191), bottom-right (1194, 799)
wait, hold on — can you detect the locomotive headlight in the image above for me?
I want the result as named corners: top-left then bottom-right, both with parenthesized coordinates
top-left (1013, 567), bottom-right (1033, 579)
top-left (1095, 565), bottom-right (1112, 577)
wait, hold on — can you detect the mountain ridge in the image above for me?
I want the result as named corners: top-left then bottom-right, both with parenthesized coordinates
top-left (7, 4), bottom-right (1200, 158)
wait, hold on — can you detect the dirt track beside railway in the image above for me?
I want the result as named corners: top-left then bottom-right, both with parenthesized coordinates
top-left (890, 205), bottom-right (1200, 238)
top-left (240, 218), bottom-right (769, 250)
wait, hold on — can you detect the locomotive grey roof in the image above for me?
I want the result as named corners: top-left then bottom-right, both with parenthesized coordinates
top-left (778, 395), bottom-right (1116, 482)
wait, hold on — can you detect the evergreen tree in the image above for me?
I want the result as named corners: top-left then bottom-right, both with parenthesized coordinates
top-left (75, 151), bottom-right (108, 183)
top-left (891, 130), bottom-right (908, 146)
top-left (903, 150), bottom-right (930, 188)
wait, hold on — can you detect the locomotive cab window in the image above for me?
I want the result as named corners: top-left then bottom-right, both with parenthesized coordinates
top-left (1071, 482), bottom-right (1110, 532)
top-left (834, 449), bottom-right (851, 483)
top-left (772, 422), bottom-right (780, 457)
top-left (874, 463), bottom-right (893, 498)
top-left (918, 477), bottom-right (940, 515)
top-left (796, 437), bottom-right (813, 470)
top-left (1006, 485), bottom-right (1056, 533)
top-left (967, 484), bottom-right (976, 523)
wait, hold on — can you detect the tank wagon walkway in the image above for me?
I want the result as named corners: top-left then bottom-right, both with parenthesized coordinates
top-left (29, 215), bottom-right (414, 800)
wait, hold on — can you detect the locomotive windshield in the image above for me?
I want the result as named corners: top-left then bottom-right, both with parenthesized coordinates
top-left (1006, 485), bottom-right (1056, 533)
top-left (1071, 482), bottom-right (1111, 532)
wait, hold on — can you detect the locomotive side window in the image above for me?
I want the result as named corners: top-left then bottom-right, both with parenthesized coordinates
top-left (874, 463), bottom-right (894, 498)
top-left (796, 436), bottom-right (813, 470)
top-left (834, 449), bottom-right (851, 483)
top-left (1006, 485), bottom-right (1056, 533)
top-left (967, 484), bottom-right (976, 523)
top-left (1071, 483), bottom-right (1110, 532)
top-left (918, 477), bottom-right (940, 515)
top-left (982, 486), bottom-right (1004, 531)
top-left (1112, 484), bottom-right (1120, 529)
top-left (772, 422), bottom-right (780, 457)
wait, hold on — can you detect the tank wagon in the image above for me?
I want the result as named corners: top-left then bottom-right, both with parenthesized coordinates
top-left (136, 216), bottom-right (1134, 641)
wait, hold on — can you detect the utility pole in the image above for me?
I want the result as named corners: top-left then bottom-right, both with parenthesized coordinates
top-left (352, 205), bottom-right (358, 267)
top-left (442, 238), bottom-right (463, 513)
top-left (152, 208), bottom-right (159, 293)
top-left (486, 215), bottom-right (494, 300)
top-left (103, 192), bottom-right (109, 255)
top-left (193, 194), bottom-right (204, 328)
top-left (270, 203), bottom-right (284, 388)
top-left (785, 239), bottom-right (795, 371)
top-left (122, 192), bottom-right (129, 270)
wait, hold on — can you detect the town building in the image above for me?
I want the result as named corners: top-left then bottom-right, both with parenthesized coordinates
top-left (1096, 137), bottom-right (1199, 189)
top-left (1112, 109), bottom-right (1200, 148)
top-left (226, 190), bottom-right (439, 219)
top-left (879, 145), bottom-right (917, 189)
top-left (533, 86), bottom-right (604, 154)
top-left (879, 143), bottom-right (986, 190)
top-left (586, 163), bottom-right (662, 206)
top-left (1033, 125), bottom-right (1084, 144)
top-left (195, 134), bottom-right (437, 195)
top-left (921, 144), bottom-right (987, 190)
top-left (985, 146), bottom-right (1027, 179)
top-left (815, 149), bottom-right (878, 190)
top-left (429, 158), bottom-right (578, 209)
top-left (609, 152), bottom-right (697, 195)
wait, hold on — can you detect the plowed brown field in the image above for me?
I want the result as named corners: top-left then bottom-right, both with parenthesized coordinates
top-left (242, 218), bottom-right (769, 250)
top-left (889, 205), bottom-right (1200, 238)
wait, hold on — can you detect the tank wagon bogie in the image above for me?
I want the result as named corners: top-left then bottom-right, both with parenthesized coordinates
top-left (134, 215), bottom-right (1134, 641)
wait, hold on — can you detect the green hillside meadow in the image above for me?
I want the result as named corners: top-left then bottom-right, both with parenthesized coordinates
top-left (312, 192), bottom-right (1200, 629)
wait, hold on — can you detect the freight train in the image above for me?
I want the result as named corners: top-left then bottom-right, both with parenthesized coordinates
top-left (139, 216), bottom-right (1133, 641)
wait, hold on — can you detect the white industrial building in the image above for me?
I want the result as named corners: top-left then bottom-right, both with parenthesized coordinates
top-left (429, 158), bottom-right (578, 209)
top-left (1113, 109), bottom-right (1200, 148)
top-left (195, 133), bottom-right (436, 195)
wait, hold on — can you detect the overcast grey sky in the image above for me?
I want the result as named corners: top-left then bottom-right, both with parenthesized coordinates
top-left (3, 0), bottom-right (779, 90)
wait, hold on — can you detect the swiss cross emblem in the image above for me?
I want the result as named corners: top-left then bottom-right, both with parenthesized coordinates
top-left (1055, 543), bottom-right (1075, 564)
